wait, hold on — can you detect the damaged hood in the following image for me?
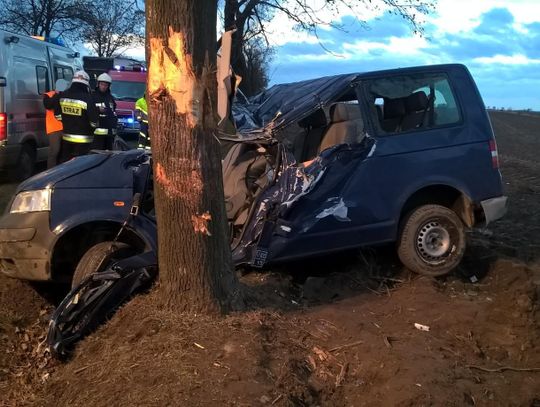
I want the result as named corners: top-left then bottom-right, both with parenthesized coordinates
top-left (18, 150), bottom-right (149, 192)
top-left (231, 73), bottom-right (360, 140)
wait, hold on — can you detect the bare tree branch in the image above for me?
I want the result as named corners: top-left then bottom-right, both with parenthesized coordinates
top-left (220, 0), bottom-right (435, 95)
top-left (76, 0), bottom-right (144, 57)
top-left (0, 0), bottom-right (82, 41)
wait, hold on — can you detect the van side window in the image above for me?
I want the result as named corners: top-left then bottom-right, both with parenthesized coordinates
top-left (13, 57), bottom-right (39, 99)
top-left (54, 66), bottom-right (74, 82)
top-left (36, 66), bottom-right (49, 94)
top-left (366, 73), bottom-right (462, 135)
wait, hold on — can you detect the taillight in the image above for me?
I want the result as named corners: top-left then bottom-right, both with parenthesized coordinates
top-left (0, 113), bottom-right (6, 142)
top-left (489, 139), bottom-right (499, 169)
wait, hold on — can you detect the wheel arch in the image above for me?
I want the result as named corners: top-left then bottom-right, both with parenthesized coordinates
top-left (50, 220), bottom-right (147, 283)
top-left (399, 184), bottom-right (476, 228)
top-left (21, 137), bottom-right (37, 149)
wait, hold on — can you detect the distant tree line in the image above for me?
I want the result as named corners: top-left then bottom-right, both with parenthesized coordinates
top-left (0, 0), bottom-right (144, 58)
top-left (487, 107), bottom-right (535, 112)
top-left (1, 0), bottom-right (436, 97)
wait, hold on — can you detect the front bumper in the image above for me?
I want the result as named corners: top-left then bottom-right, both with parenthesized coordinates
top-left (0, 211), bottom-right (56, 281)
top-left (481, 196), bottom-right (508, 225)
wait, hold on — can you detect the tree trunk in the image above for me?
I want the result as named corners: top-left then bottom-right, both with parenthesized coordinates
top-left (146, 0), bottom-right (241, 313)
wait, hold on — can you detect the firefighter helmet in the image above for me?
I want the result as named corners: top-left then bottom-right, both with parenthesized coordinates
top-left (72, 70), bottom-right (90, 87)
top-left (97, 73), bottom-right (112, 84)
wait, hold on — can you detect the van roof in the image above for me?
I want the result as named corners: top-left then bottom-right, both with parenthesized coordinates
top-left (0, 28), bottom-right (76, 52)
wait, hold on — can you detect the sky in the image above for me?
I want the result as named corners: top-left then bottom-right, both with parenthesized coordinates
top-left (121, 0), bottom-right (539, 110)
top-left (261, 0), bottom-right (540, 110)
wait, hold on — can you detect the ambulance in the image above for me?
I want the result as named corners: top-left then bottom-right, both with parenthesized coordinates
top-left (0, 29), bottom-right (81, 180)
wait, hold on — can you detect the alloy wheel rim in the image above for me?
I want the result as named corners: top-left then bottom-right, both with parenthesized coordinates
top-left (416, 220), bottom-right (452, 264)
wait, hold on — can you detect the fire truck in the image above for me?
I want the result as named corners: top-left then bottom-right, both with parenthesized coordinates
top-left (83, 57), bottom-right (146, 143)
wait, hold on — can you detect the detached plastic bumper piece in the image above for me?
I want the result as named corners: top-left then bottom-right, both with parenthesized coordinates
top-left (47, 251), bottom-right (157, 359)
top-left (480, 195), bottom-right (508, 225)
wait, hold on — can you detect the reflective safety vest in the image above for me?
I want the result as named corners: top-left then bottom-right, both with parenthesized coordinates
top-left (94, 127), bottom-right (109, 136)
top-left (62, 133), bottom-right (94, 143)
top-left (138, 129), bottom-right (151, 150)
top-left (135, 97), bottom-right (148, 124)
top-left (44, 91), bottom-right (63, 134)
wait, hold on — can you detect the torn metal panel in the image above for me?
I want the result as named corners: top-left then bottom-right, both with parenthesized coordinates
top-left (217, 29), bottom-right (239, 135)
top-left (298, 197), bottom-right (353, 233)
top-left (232, 137), bottom-right (376, 267)
top-left (217, 30), bottom-right (234, 123)
top-left (315, 197), bottom-right (350, 221)
top-left (231, 73), bottom-right (360, 139)
top-left (47, 252), bottom-right (157, 359)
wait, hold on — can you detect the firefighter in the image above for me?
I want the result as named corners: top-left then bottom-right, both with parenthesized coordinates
top-left (43, 79), bottom-right (68, 168)
top-left (54, 71), bottom-right (99, 163)
top-left (135, 93), bottom-right (150, 150)
top-left (91, 73), bottom-right (117, 150)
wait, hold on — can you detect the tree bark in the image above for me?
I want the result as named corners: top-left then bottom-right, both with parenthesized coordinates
top-left (146, 0), bottom-right (241, 313)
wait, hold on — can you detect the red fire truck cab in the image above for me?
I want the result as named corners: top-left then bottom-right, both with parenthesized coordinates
top-left (109, 69), bottom-right (146, 139)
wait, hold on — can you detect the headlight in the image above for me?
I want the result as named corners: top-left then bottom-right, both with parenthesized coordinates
top-left (10, 189), bottom-right (51, 214)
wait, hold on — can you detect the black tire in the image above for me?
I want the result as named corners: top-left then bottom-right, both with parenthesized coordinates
top-left (11, 144), bottom-right (36, 182)
top-left (397, 204), bottom-right (466, 277)
top-left (72, 241), bottom-right (135, 288)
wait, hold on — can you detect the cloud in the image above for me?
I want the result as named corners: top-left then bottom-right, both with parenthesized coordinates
top-left (473, 8), bottom-right (514, 36)
top-left (522, 22), bottom-right (540, 58)
top-left (426, 7), bottom-right (535, 61)
top-left (473, 54), bottom-right (540, 65)
top-left (268, 5), bottom-right (540, 109)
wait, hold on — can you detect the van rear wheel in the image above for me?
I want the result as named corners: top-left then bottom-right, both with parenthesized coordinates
top-left (397, 204), bottom-right (466, 277)
top-left (12, 144), bottom-right (36, 181)
top-left (71, 242), bottom-right (136, 289)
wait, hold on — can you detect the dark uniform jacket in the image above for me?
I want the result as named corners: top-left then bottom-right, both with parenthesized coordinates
top-left (92, 88), bottom-right (118, 136)
top-left (54, 83), bottom-right (99, 143)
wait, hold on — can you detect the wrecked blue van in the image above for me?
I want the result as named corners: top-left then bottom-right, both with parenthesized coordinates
top-left (0, 63), bottom-right (507, 283)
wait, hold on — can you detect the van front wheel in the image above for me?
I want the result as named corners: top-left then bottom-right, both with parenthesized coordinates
top-left (398, 204), bottom-right (466, 277)
top-left (72, 242), bottom-right (135, 288)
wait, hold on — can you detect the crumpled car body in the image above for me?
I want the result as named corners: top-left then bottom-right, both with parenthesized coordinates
top-left (47, 252), bottom-right (157, 358)
top-left (223, 64), bottom-right (506, 268)
top-left (0, 63), bottom-right (506, 282)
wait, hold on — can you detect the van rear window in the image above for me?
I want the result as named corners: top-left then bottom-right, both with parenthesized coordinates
top-left (366, 73), bottom-right (462, 135)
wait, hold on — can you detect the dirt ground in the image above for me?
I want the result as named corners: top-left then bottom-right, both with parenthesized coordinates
top-left (0, 110), bottom-right (539, 406)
